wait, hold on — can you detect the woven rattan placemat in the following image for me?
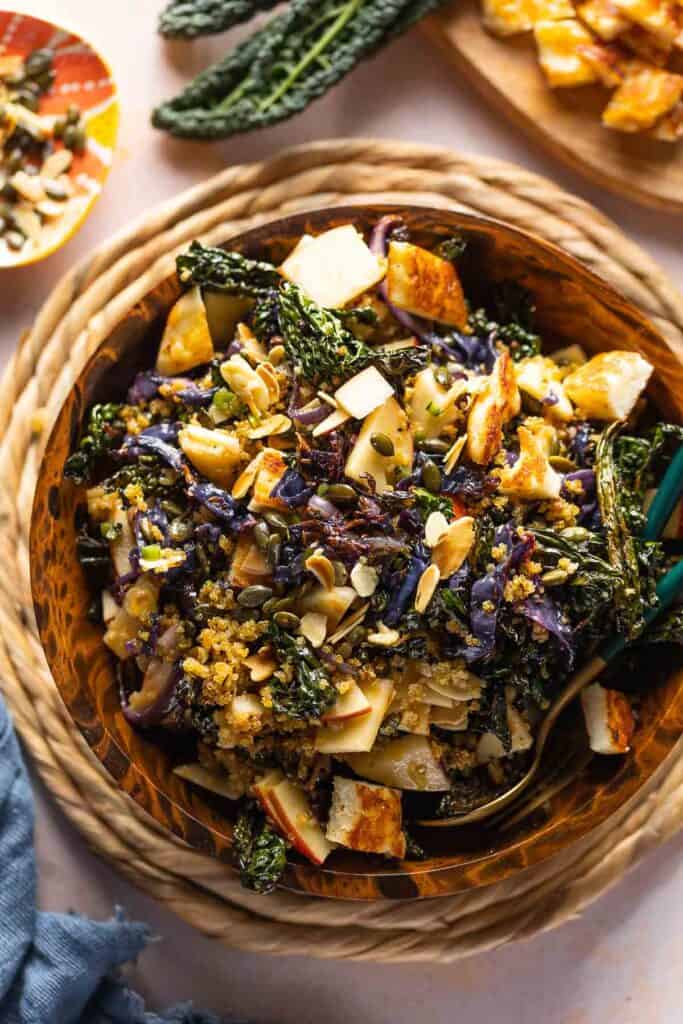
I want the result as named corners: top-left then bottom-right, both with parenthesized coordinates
top-left (2, 139), bottom-right (683, 962)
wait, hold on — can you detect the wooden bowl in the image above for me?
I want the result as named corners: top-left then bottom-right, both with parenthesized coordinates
top-left (30, 205), bottom-right (683, 900)
top-left (0, 10), bottom-right (119, 268)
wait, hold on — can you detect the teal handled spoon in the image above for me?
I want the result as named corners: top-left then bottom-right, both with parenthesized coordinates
top-left (419, 449), bottom-right (683, 828)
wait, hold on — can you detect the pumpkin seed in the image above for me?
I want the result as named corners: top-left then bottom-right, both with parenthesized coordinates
top-left (266, 534), bottom-right (281, 568)
top-left (326, 484), bottom-right (357, 505)
top-left (263, 511), bottom-right (289, 535)
top-left (168, 519), bottom-right (192, 543)
top-left (253, 521), bottom-right (271, 553)
top-left (273, 610), bottom-right (301, 630)
top-left (549, 455), bottom-right (577, 472)
top-left (541, 568), bottom-right (568, 587)
top-left (421, 460), bottom-right (442, 493)
top-left (559, 526), bottom-right (591, 543)
top-left (237, 585), bottom-right (273, 608)
top-left (417, 438), bottom-right (449, 455)
top-left (370, 432), bottom-right (395, 457)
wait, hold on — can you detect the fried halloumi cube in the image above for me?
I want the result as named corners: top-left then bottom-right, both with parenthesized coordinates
top-left (515, 354), bottom-right (575, 420)
top-left (156, 286), bottom-right (214, 376)
top-left (603, 62), bottom-right (683, 130)
top-left (498, 424), bottom-right (563, 501)
top-left (563, 350), bottom-right (653, 419)
top-left (581, 683), bottom-right (635, 754)
top-left (534, 18), bottom-right (601, 86)
top-left (466, 350), bottom-right (520, 465)
top-left (652, 99), bottom-right (683, 138)
top-left (577, 0), bottom-right (630, 40)
top-left (178, 424), bottom-right (241, 488)
top-left (578, 42), bottom-right (626, 84)
top-left (248, 447), bottom-right (289, 511)
top-left (482, 0), bottom-right (539, 35)
top-left (386, 241), bottom-right (468, 328)
top-left (612, 0), bottom-right (680, 46)
top-left (326, 776), bottom-right (406, 859)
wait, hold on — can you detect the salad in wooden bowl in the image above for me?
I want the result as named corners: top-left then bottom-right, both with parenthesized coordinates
top-left (31, 206), bottom-right (683, 899)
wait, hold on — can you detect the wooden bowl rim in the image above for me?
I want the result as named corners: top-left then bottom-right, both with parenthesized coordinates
top-left (30, 203), bottom-right (683, 900)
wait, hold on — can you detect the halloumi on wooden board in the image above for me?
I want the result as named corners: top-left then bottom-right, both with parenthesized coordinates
top-left (326, 776), bottom-right (406, 859)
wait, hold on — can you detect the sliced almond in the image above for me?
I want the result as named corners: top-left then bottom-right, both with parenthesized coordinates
top-left (237, 322), bottom-right (268, 364)
top-left (398, 704), bottom-right (431, 736)
top-left (432, 516), bottom-right (475, 579)
top-left (327, 602), bottom-right (370, 644)
top-left (299, 611), bottom-right (327, 649)
top-left (419, 687), bottom-right (453, 709)
top-left (244, 649), bottom-right (277, 682)
top-left (367, 622), bottom-right (402, 647)
top-left (424, 510), bottom-right (449, 548)
top-left (312, 407), bottom-right (351, 437)
top-left (10, 170), bottom-right (45, 204)
top-left (11, 204), bottom-right (41, 241)
top-left (36, 199), bottom-right (67, 219)
top-left (430, 705), bottom-right (469, 731)
top-left (255, 361), bottom-right (280, 404)
top-left (444, 434), bottom-right (468, 474)
top-left (305, 550), bottom-right (336, 591)
top-left (231, 451), bottom-right (264, 499)
top-left (414, 563), bottom-right (440, 614)
top-left (41, 149), bottom-right (73, 178)
top-left (350, 560), bottom-right (379, 598)
top-left (247, 414), bottom-right (292, 440)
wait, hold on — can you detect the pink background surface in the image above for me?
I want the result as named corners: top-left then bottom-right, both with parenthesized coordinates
top-left (4, 3), bottom-right (683, 1021)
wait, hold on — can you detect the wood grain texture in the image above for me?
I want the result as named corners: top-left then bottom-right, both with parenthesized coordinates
top-left (425, 0), bottom-right (683, 212)
top-left (30, 203), bottom-right (683, 900)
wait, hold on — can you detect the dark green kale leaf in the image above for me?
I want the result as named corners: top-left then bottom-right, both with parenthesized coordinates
top-left (615, 423), bottom-right (683, 533)
top-left (469, 282), bottom-right (541, 361)
top-left (435, 234), bottom-right (467, 264)
top-left (644, 604), bottom-right (683, 645)
top-left (413, 487), bottom-right (454, 522)
top-left (403, 832), bottom-right (426, 860)
top-left (233, 800), bottom-right (287, 894)
top-left (159, 0), bottom-right (280, 37)
top-left (176, 241), bottom-right (280, 297)
top-left (267, 623), bottom-right (335, 720)
top-left (596, 423), bottom-right (648, 639)
top-left (152, 0), bottom-right (446, 140)
top-left (278, 282), bottom-right (372, 384)
top-left (64, 403), bottom-right (125, 484)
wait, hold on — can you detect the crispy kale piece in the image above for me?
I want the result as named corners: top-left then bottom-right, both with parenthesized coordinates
top-left (596, 423), bottom-right (650, 639)
top-left (469, 282), bottom-right (541, 361)
top-left (176, 241), bottom-right (280, 296)
top-left (233, 800), bottom-right (287, 894)
top-left (615, 423), bottom-right (683, 533)
top-left (152, 0), bottom-right (447, 140)
top-left (278, 282), bottom-right (371, 384)
top-left (159, 0), bottom-right (280, 37)
top-left (268, 623), bottom-right (335, 720)
top-left (412, 487), bottom-right (454, 522)
top-left (64, 403), bottom-right (125, 484)
top-left (435, 234), bottom-right (467, 264)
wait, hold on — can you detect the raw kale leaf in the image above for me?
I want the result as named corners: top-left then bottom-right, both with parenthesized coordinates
top-left (159, 0), bottom-right (280, 37)
top-left (412, 487), bottom-right (454, 523)
top-left (64, 403), bottom-right (125, 484)
top-left (176, 241), bottom-right (280, 296)
top-left (152, 0), bottom-right (447, 140)
top-left (233, 800), bottom-right (287, 894)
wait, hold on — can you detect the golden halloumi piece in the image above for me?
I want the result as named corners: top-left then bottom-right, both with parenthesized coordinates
top-left (483, 0), bottom-right (573, 35)
top-left (229, 534), bottom-right (271, 589)
top-left (466, 350), bottom-right (520, 465)
top-left (619, 25), bottom-right (672, 64)
top-left (612, 0), bottom-right (680, 45)
top-left (178, 424), bottom-right (241, 488)
top-left (156, 286), bottom-right (214, 376)
top-left (386, 241), bottom-right (468, 329)
top-left (498, 424), bottom-right (563, 501)
top-left (515, 354), bottom-right (575, 420)
top-left (248, 447), bottom-right (289, 511)
top-left (325, 776), bottom-right (406, 859)
top-left (581, 683), bottom-right (635, 754)
top-left (577, 0), bottom-right (629, 40)
top-left (602, 62), bottom-right (683, 130)
top-left (652, 99), bottom-right (683, 139)
top-left (578, 42), bottom-right (626, 84)
top-left (564, 350), bottom-right (653, 418)
top-left (534, 19), bottom-right (600, 87)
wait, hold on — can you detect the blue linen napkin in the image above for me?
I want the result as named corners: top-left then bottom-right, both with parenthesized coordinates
top-left (0, 695), bottom-right (228, 1024)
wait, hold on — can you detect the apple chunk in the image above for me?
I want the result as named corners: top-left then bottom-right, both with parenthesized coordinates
top-left (252, 770), bottom-right (286, 829)
top-left (345, 735), bottom-right (450, 791)
top-left (315, 678), bottom-right (394, 754)
top-left (268, 779), bottom-right (335, 865)
top-left (321, 681), bottom-right (372, 724)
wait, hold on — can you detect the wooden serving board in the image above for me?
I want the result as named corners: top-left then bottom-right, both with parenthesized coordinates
top-left (424, 0), bottom-right (683, 212)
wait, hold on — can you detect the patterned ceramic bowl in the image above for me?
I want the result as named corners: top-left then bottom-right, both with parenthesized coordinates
top-left (0, 10), bottom-right (118, 267)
